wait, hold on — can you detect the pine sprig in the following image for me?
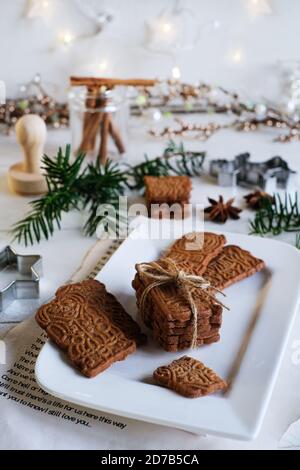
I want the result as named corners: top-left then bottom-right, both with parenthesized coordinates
top-left (11, 141), bottom-right (206, 245)
top-left (78, 161), bottom-right (128, 237)
top-left (12, 145), bottom-right (85, 244)
top-left (12, 192), bottom-right (76, 245)
top-left (42, 144), bottom-right (86, 191)
top-left (249, 193), bottom-right (300, 236)
top-left (126, 141), bottom-right (205, 190)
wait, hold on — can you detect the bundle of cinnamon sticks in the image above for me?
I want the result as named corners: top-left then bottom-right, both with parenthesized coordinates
top-left (70, 77), bottom-right (157, 164)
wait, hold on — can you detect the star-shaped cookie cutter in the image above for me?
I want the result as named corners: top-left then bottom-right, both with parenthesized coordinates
top-left (0, 246), bottom-right (42, 312)
top-left (210, 153), bottom-right (297, 189)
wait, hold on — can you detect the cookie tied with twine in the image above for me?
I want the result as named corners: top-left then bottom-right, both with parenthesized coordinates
top-left (136, 258), bottom-right (228, 349)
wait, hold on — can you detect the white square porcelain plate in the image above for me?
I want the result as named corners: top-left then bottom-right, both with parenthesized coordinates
top-left (36, 219), bottom-right (300, 440)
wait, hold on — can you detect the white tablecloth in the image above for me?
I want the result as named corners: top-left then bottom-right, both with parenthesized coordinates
top-left (0, 118), bottom-right (300, 450)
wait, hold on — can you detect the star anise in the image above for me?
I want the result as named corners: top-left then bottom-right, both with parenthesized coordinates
top-left (204, 196), bottom-right (242, 223)
top-left (244, 191), bottom-right (275, 210)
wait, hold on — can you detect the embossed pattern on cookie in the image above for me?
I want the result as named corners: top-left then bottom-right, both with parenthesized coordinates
top-left (36, 280), bottom-right (142, 378)
top-left (153, 356), bottom-right (227, 398)
top-left (204, 245), bottom-right (266, 290)
top-left (164, 232), bottom-right (226, 275)
top-left (56, 280), bottom-right (146, 345)
top-left (56, 279), bottom-right (102, 298)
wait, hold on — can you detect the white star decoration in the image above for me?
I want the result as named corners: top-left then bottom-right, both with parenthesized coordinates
top-left (25, 0), bottom-right (51, 19)
top-left (144, 4), bottom-right (219, 55)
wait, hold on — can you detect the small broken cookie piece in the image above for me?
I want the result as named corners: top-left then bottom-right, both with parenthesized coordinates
top-left (153, 356), bottom-right (227, 398)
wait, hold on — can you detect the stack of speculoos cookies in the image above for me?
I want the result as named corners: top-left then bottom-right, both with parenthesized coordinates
top-left (133, 232), bottom-right (265, 352)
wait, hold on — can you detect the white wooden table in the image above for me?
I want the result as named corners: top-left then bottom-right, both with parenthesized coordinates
top-left (0, 116), bottom-right (299, 449)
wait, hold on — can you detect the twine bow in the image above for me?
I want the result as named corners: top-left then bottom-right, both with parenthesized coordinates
top-left (137, 258), bottom-right (228, 349)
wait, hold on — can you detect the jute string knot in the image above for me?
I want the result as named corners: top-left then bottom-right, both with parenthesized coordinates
top-left (137, 258), bottom-right (228, 349)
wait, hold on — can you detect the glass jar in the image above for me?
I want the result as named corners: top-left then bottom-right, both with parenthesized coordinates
top-left (69, 86), bottom-right (129, 162)
top-left (277, 60), bottom-right (300, 117)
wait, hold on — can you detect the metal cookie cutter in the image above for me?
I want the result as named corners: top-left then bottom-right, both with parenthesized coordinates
top-left (210, 153), bottom-right (297, 190)
top-left (0, 246), bottom-right (42, 312)
top-left (210, 153), bottom-right (250, 187)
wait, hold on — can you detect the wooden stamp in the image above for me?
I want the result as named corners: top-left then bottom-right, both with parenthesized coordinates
top-left (8, 114), bottom-right (48, 196)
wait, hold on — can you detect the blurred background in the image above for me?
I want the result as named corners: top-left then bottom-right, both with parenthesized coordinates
top-left (0, 0), bottom-right (299, 102)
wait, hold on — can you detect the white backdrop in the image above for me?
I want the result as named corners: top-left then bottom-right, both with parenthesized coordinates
top-left (0, 0), bottom-right (298, 101)
top-left (1, 0), bottom-right (300, 451)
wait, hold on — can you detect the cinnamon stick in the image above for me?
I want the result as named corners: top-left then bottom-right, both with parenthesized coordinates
top-left (71, 77), bottom-right (157, 89)
top-left (98, 113), bottom-right (111, 165)
top-left (79, 88), bottom-right (101, 153)
top-left (79, 112), bottom-right (103, 154)
top-left (109, 119), bottom-right (126, 154)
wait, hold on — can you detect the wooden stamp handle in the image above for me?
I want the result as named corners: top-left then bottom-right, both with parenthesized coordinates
top-left (15, 115), bottom-right (47, 175)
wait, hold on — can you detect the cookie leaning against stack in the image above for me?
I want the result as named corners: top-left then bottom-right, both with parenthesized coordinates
top-left (36, 280), bottom-right (146, 378)
top-left (203, 245), bottom-right (266, 290)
